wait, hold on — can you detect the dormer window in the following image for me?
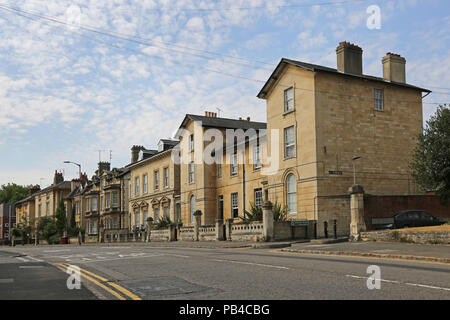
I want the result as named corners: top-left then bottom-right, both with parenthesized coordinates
top-left (158, 140), bottom-right (164, 152)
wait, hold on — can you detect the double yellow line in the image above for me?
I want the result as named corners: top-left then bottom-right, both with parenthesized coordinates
top-left (56, 262), bottom-right (142, 300)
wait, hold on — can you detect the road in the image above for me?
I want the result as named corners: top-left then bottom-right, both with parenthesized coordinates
top-left (0, 244), bottom-right (449, 300)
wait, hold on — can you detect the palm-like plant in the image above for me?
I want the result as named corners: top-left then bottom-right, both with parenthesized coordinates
top-left (240, 202), bottom-right (263, 223)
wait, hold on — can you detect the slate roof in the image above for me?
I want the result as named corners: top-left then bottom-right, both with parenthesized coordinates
top-left (257, 58), bottom-right (431, 99)
top-left (179, 114), bottom-right (267, 131)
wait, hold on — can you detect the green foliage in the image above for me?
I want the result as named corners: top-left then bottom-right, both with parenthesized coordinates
top-left (240, 202), bottom-right (262, 223)
top-left (272, 201), bottom-right (287, 222)
top-left (55, 198), bottom-right (67, 235)
top-left (154, 216), bottom-right (173, 230)
top-left (0, 183), bottom-right (30, 204)
top-left (37, 217), bottom-right (59, 242)
top-left (410, 104), bottom-right (450, 205)
top-left (69, 205), bottom-right (76, 228)
top-left (240, 201), bottom-right (288, 223)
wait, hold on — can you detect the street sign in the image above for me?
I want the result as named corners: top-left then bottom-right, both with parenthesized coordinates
top-left (290, 220), bottom-right (309, 226)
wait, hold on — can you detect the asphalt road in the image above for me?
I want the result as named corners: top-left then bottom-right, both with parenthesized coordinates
top-left (1, 244), bottom-right (449, 300)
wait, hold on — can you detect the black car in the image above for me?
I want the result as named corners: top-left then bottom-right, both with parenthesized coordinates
top-left (392, 210), bottom-right (445, 229)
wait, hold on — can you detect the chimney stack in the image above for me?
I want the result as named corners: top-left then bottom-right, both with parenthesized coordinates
top-left (98, 162), bottom-right (111, 175)
top-left (382, 52), bottom-right (406, 83)
top-left (131, 145), bottom-right (145, 163)
top-left (53, 170), bottom-right (64, 185)
top-left (246, 117), bottom-right (251, 121)
top-left (336, 41), bottom-right (363, 76)
top-left (29, 185), bottom-right (41, 196)
top-left (204, 111), bottom-right (217, 118)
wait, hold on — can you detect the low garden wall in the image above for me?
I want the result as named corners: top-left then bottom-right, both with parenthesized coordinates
top-left (198, 225), bottom-right (216, 241)
top-left (361, 229), bottom-right (450, 244)
top-left (149, 228), bottom-right (171, 242)
top-left (229, 222), bottom-right (265, 242)
top-left (179, 226), bottom-right (195, 241)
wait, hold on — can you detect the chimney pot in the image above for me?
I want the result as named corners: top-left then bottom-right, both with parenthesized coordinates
top-left (247, 117), bottom-right (250, 121)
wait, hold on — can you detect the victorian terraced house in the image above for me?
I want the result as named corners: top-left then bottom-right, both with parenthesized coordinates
top-left (127, 139), bottom-right (180, 233)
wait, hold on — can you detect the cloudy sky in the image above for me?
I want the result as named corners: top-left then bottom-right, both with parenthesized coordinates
top-left (0, 0), bottom-right (448, 187)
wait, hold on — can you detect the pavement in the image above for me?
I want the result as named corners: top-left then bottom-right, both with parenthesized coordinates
top-left (283, 241), bottom-right (450, 264)
top-left (5, 239), bottom-right (450, 263)
top-left (1, 244), bottom-right (449, 300)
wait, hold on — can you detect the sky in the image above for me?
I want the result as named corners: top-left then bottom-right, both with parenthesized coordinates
top-left (0, 0), bottom-right (448, 187)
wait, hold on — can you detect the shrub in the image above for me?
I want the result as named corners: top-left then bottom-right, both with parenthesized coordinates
top-left (240, 203), bottom-right (262, 223)
top-left (154, 216), bottom-right (173, 230)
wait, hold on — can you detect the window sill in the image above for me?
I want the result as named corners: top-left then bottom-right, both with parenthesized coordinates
top-left (283, 109), bottom-right (295, 116)
top-left (283, 156), bottom-right (296, 161)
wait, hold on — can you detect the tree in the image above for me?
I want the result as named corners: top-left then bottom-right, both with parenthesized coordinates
top-left (410, 104), bottom-right (450, 204)
top-left (55, 198), bottom-right (67, 236)
top-left (37, 217), bottom-right (58, 243)
top-left (0, 183), bottom-right (30, 204)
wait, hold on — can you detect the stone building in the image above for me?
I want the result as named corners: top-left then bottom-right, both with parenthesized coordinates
top-left (128, 140), bottom-right (180, 230)
top-left (0, 203), bottom-right (15, 243)
top-left (14, 185), bottom-right (40, 228)
top-left (175, 112), bottom-right (267, 225)
top-left (257, 41), bottom-right (431, 236)
top-left (33, 171), bottom-right (71, 224)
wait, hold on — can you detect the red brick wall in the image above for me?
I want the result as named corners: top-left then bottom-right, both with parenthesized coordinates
top-left (364, 195), bottom-right (450, 230)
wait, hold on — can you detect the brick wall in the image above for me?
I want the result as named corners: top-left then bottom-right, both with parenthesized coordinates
top-left (364, 195), bottom-right (450, 230)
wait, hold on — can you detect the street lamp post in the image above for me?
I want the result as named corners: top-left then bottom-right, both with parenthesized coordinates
top-left (63, 161), bottom-right (81, 178)
top-left (352, 156), bottom-right (362, 185)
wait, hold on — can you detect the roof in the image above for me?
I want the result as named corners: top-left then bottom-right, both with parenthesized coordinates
top-left (14, 195), bottom-right (35, 205)
top-left (34, 181), bottom-right (71, 196)
top-left (257, 58), bottom-right (431, 99)
top-left (177, 114), bottom-right (267, 133)
top-left (125, 148), bottom-right (175, 170)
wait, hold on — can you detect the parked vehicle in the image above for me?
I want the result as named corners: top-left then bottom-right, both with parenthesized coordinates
top-left (375, 210), bottom-right (445, 230)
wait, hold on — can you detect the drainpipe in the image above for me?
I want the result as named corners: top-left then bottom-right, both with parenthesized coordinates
top-left (242, 150), bottom-right (246, 218)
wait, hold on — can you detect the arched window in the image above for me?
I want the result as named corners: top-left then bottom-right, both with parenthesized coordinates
top-left (286, 174), bottom-right (297, 214)
top-left (190, 195), bottom-right (195, 224)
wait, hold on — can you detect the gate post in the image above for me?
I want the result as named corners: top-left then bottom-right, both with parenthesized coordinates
top-left (262, 200), bottom-right (274, 242)
top-left (215, 219), bottom-right (224, 241)
top-left (349, 185), bottom-right (367, 241)
top-left (193, 210), bottom-right (202, 241)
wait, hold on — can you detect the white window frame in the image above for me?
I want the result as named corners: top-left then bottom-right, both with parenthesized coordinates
top-left (284, 87), bottom-right (294, 112)
top-left (374, 88), bottom-right (384, 111)
top-left (188, 162), bottom-right (194, 184)
top-left (230, 153), bottom-right (238, 176)
top-left (112, 192), bottom-right (119, 208)
top-left (135, 177), bottom-right (140, 196)
top-left (217, 163), bottom-right (222, 178)
top-left (286, 174), bottom-right (297, 215)
top-left (91, 197), bottom-right (98, 212)
top-left (253, 144), bottom-right (262, 169)
top-left (143, 174), bottom-right (148, 194)
top-left (231, 193), bottom-right (239, 218)
top-left (164, 167), bottom-right (169, 188)
top-left (254, 188), bottom-right (263, 207)
top-left (154, 170), bottom-right (159, 190)
top-left (189, 134), bottom-right (194, 152)
top-left (284, 126), bottom-right (295, 158)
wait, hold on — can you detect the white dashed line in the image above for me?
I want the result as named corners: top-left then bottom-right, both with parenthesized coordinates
top-left (0, 279), bottom-right (14, 283)
top-left (212, 259), bottom-right (290, 270)
top-left (346, 274), bottom-right (450, 291)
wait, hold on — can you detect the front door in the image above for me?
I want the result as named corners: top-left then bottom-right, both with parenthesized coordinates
top-left (218, 195), bottom-right (224, 220)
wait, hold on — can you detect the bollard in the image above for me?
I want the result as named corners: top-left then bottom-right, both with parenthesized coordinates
top-left (313, 221), bottom-right (317, 239)
top-left (333, 219), bottom-right (337, 239)
top-left (324, 221), bottom-right (328, 238)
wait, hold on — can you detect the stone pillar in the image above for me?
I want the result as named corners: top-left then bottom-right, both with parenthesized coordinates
top-left (169, 224), bottom-right (176, 242)
top-left (146, 217), bottom-right (153, 242)
top-left (262, 201), bottom-right (274, 242)
top-left (225, 219), bottom-right (233, 241)
top-left (215, 219), bottom-right (224, 241)
top-left (193, 210), bottom-right (202, 241)
top-left (349, 185), bottom-right (366, 241)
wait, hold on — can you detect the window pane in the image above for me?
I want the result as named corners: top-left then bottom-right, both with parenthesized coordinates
top-left (286, 174), bottom-right (297, 214)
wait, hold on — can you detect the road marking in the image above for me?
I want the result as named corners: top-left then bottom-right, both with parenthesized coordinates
top-left (0, 279), bottom-right (14, 283)
top-left (108, 282), bottom-right (142, 300)
top-left (16, 257), bottom-right (30, 262)
top-left (165, 253), bottom-right (190, 258)
top-left (59, 263), bottom-right (142, 300)
top-left (405, 282), bottom-right (450, 292)
top-left (44, 249), bottom-right (71, 253)
top-left (212, 259), bottom-right (290, 270)
top-left (56, 263), bottom-right (126, 300)
top-left (345, 274), bottom-right (450, 291)
top-left (19, 266), bottom-right (44, 269)
top-left (27, 256), bottom-right (44, 262)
